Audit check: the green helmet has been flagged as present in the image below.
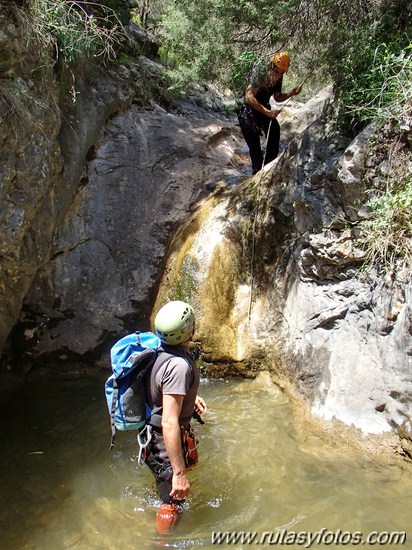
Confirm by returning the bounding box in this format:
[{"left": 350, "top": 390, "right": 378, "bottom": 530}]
[{"left": 154, "top": 300, "right": 195, "bottom": 345}]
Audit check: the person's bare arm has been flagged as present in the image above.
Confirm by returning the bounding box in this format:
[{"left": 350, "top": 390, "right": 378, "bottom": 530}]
[
  {"left": 245, "top": 87, "right": 280, "bottom": 119},
  {"left": 273, "top": 82, "right": 304, "bottom": 103},
  {"left": 162, "top": 393, "right": 190, "bottom": 500}
]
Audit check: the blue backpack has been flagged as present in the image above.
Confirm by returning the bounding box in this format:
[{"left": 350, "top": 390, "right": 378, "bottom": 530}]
[{"left": 105, "top": 331, "right": 165, "bottom": 449}]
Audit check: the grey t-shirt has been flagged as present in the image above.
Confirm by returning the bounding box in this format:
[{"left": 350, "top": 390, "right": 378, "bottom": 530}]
[{"left": 145, "top": 346, "right": 199, "bottom": 428}]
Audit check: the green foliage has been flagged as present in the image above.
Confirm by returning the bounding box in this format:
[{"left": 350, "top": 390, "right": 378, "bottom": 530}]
[
  {"left": 156, "top": 0, "right": 235, "bottom": 90},
  {"left": 28, "top": 0, "right": 127, "bottom": 63},
  {"left": 360, "top": 179, "right": 412, "bottom": 274},
  {"left": 153, "top": 0, "right": 371, "bottom": 95},
  {"left": 339, "top": 43, "right": 412, "bottom": 125},
  {"left": 228, "top": 51, "right": 263, "bottom": 100},
  {"left": 153, "top": 0, "right": 306, "bottom": 93},
  {"left": 329, "top": 1, "right": 412, "bottom": 127},
  {"left": 142, "top": 0, "right": 412, "bottom": 121},
  {"left": 358, "top": 139, "right": 412, "bottom": 275}
]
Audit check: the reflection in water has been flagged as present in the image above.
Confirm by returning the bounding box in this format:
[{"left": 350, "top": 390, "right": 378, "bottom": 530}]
[{"left": 0, "top": 371, "right": 411, "bottom": 549}]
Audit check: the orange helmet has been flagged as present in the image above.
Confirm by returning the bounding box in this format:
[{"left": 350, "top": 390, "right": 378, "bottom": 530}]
[{"left": 272, "top": 51, "right": 290, "bottom": 72}]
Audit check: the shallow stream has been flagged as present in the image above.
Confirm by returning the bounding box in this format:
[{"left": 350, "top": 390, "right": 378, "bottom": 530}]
[{"left": 0, "top": 370, "right": 411, "bottom": 549}]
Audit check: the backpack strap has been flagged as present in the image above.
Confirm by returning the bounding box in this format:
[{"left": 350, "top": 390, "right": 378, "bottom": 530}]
[{"left": 109, "top": 376, "right": 120, "bottom": 450}]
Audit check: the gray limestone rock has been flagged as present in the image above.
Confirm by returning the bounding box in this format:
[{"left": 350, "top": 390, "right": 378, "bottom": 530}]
[{"left": 1, "top": 19, "right": 411, "bottom": 442}]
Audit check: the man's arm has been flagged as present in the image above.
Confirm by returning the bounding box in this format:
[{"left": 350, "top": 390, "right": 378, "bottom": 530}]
[
  {"left": 162, "top": 393, "right": 190, "bottom": 500},
  {"left": 273, "top": 82, "right": 303, "bottom": 103},
  {"left": 245, "top": 86, "right": 280, "bottom": 119}
]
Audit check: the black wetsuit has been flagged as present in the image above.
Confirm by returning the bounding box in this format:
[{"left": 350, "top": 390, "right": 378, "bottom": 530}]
[
  {"left": 143, "top": 346, "right": 199, "bottom": 504},
  {"left": 237, "top": 67, "right": 283, "bottom": 174}
]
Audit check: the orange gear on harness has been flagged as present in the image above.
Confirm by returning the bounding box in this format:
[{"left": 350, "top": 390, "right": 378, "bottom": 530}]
[{"left": 182, "top": 426, "right": 198, "bottom": 469}]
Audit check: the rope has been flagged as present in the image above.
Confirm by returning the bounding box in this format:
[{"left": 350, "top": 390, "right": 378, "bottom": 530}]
[
  {"left": 247, "top": 124, "right": 271, "bottom": 321},
  {"left": 247, "top": 85, "right": 307, "bottom": 322}
]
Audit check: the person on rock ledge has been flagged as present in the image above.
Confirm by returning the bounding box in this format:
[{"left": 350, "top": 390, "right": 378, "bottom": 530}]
[
  {"left": 236, "top": 50, "right": 304, "bottom": 175},
  {"left": 143, "top": 300, "right": 207, "bottom": 535}
]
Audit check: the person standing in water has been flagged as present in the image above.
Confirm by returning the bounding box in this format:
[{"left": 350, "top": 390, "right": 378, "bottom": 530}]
[{"left": 143, "top": 300, "right": 207, "bottom": 535}]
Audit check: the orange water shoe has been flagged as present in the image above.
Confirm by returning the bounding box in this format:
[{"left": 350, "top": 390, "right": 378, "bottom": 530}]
[{"left": 156, "top": 503, "right": 180, "bottom": 535}]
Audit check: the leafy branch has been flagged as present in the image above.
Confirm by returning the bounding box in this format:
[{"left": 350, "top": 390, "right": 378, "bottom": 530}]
[{"left": 28, "top": 0, "right": 127, "bottom": 63}]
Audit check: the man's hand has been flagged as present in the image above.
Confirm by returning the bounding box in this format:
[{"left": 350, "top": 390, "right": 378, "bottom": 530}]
[
  {"left": 194, "top": 395, "right": 207, "bottom": 414},
  {"left": 290, "top": 83, "right": 303, "bottom": 97},
  {"left": 170, "top": 472, "right": 190, "bottom": 501},
  {"left": 267, "top": 109, "right": 281, "bottom": 119}
]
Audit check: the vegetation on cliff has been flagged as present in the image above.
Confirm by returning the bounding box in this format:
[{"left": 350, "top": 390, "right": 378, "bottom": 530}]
[
  {"left": 1, "top": 0, "right": 411, "bottom": 277},
  {"left": 108, "top": 0, "right": 412, "bottom": 272},
  {"left": 132, "top": 0, "right": 412, "bottom": 274}
]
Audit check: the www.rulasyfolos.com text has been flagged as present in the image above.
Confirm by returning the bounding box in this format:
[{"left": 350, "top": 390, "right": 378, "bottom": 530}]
[{"left": 211, "top": 528, "right": 407, "bottom": 547}]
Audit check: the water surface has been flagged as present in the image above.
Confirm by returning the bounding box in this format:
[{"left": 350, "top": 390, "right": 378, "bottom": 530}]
[{"left": 0, "top": 371, "right": 410, "bottom": 549}]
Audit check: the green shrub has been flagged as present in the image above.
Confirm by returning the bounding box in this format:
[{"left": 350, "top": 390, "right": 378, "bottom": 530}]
[
  {"left": 360, "top": 166, "right": 412, "bottom": 272},
  {"left": 228, "top": 51, "right": 263, "bottom": 101},
  {"left": 29, "top": 0, "right": 127, "bottom": 63},
  {"left": 340, "top": 43, "right": 412, "bottom": 125}
]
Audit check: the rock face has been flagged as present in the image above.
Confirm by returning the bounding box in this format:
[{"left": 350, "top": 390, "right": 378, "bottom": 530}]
[
  {"left": 0, "top": 12, "right": 241, "bottom": 366},
  {"left": 153, "top": 89, "right": 412, "bottom": 435},
  {"left": 0, "top": 10, "right": 62, "bottom": 359},
  {"left": 19, "top": 99, "right": 239, "bottom": 364},
  {"left": 271, "top": 115, "right": 412, "bottom": 434},
  {"left": 1, "top": 11, "right": 411, "bottom": 438}
]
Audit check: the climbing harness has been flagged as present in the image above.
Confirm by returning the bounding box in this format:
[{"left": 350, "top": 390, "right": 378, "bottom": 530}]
[
  {"left": 137, "top": 409, "right": 204, "bottom": 466},
  {"left": 236, "top": 104, "right": 263, "bottom": 134}
]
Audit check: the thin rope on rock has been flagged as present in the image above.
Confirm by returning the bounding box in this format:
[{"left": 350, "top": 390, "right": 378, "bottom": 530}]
[{"left": 247, "top": 92, "right": 301, "bottom": 323}]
